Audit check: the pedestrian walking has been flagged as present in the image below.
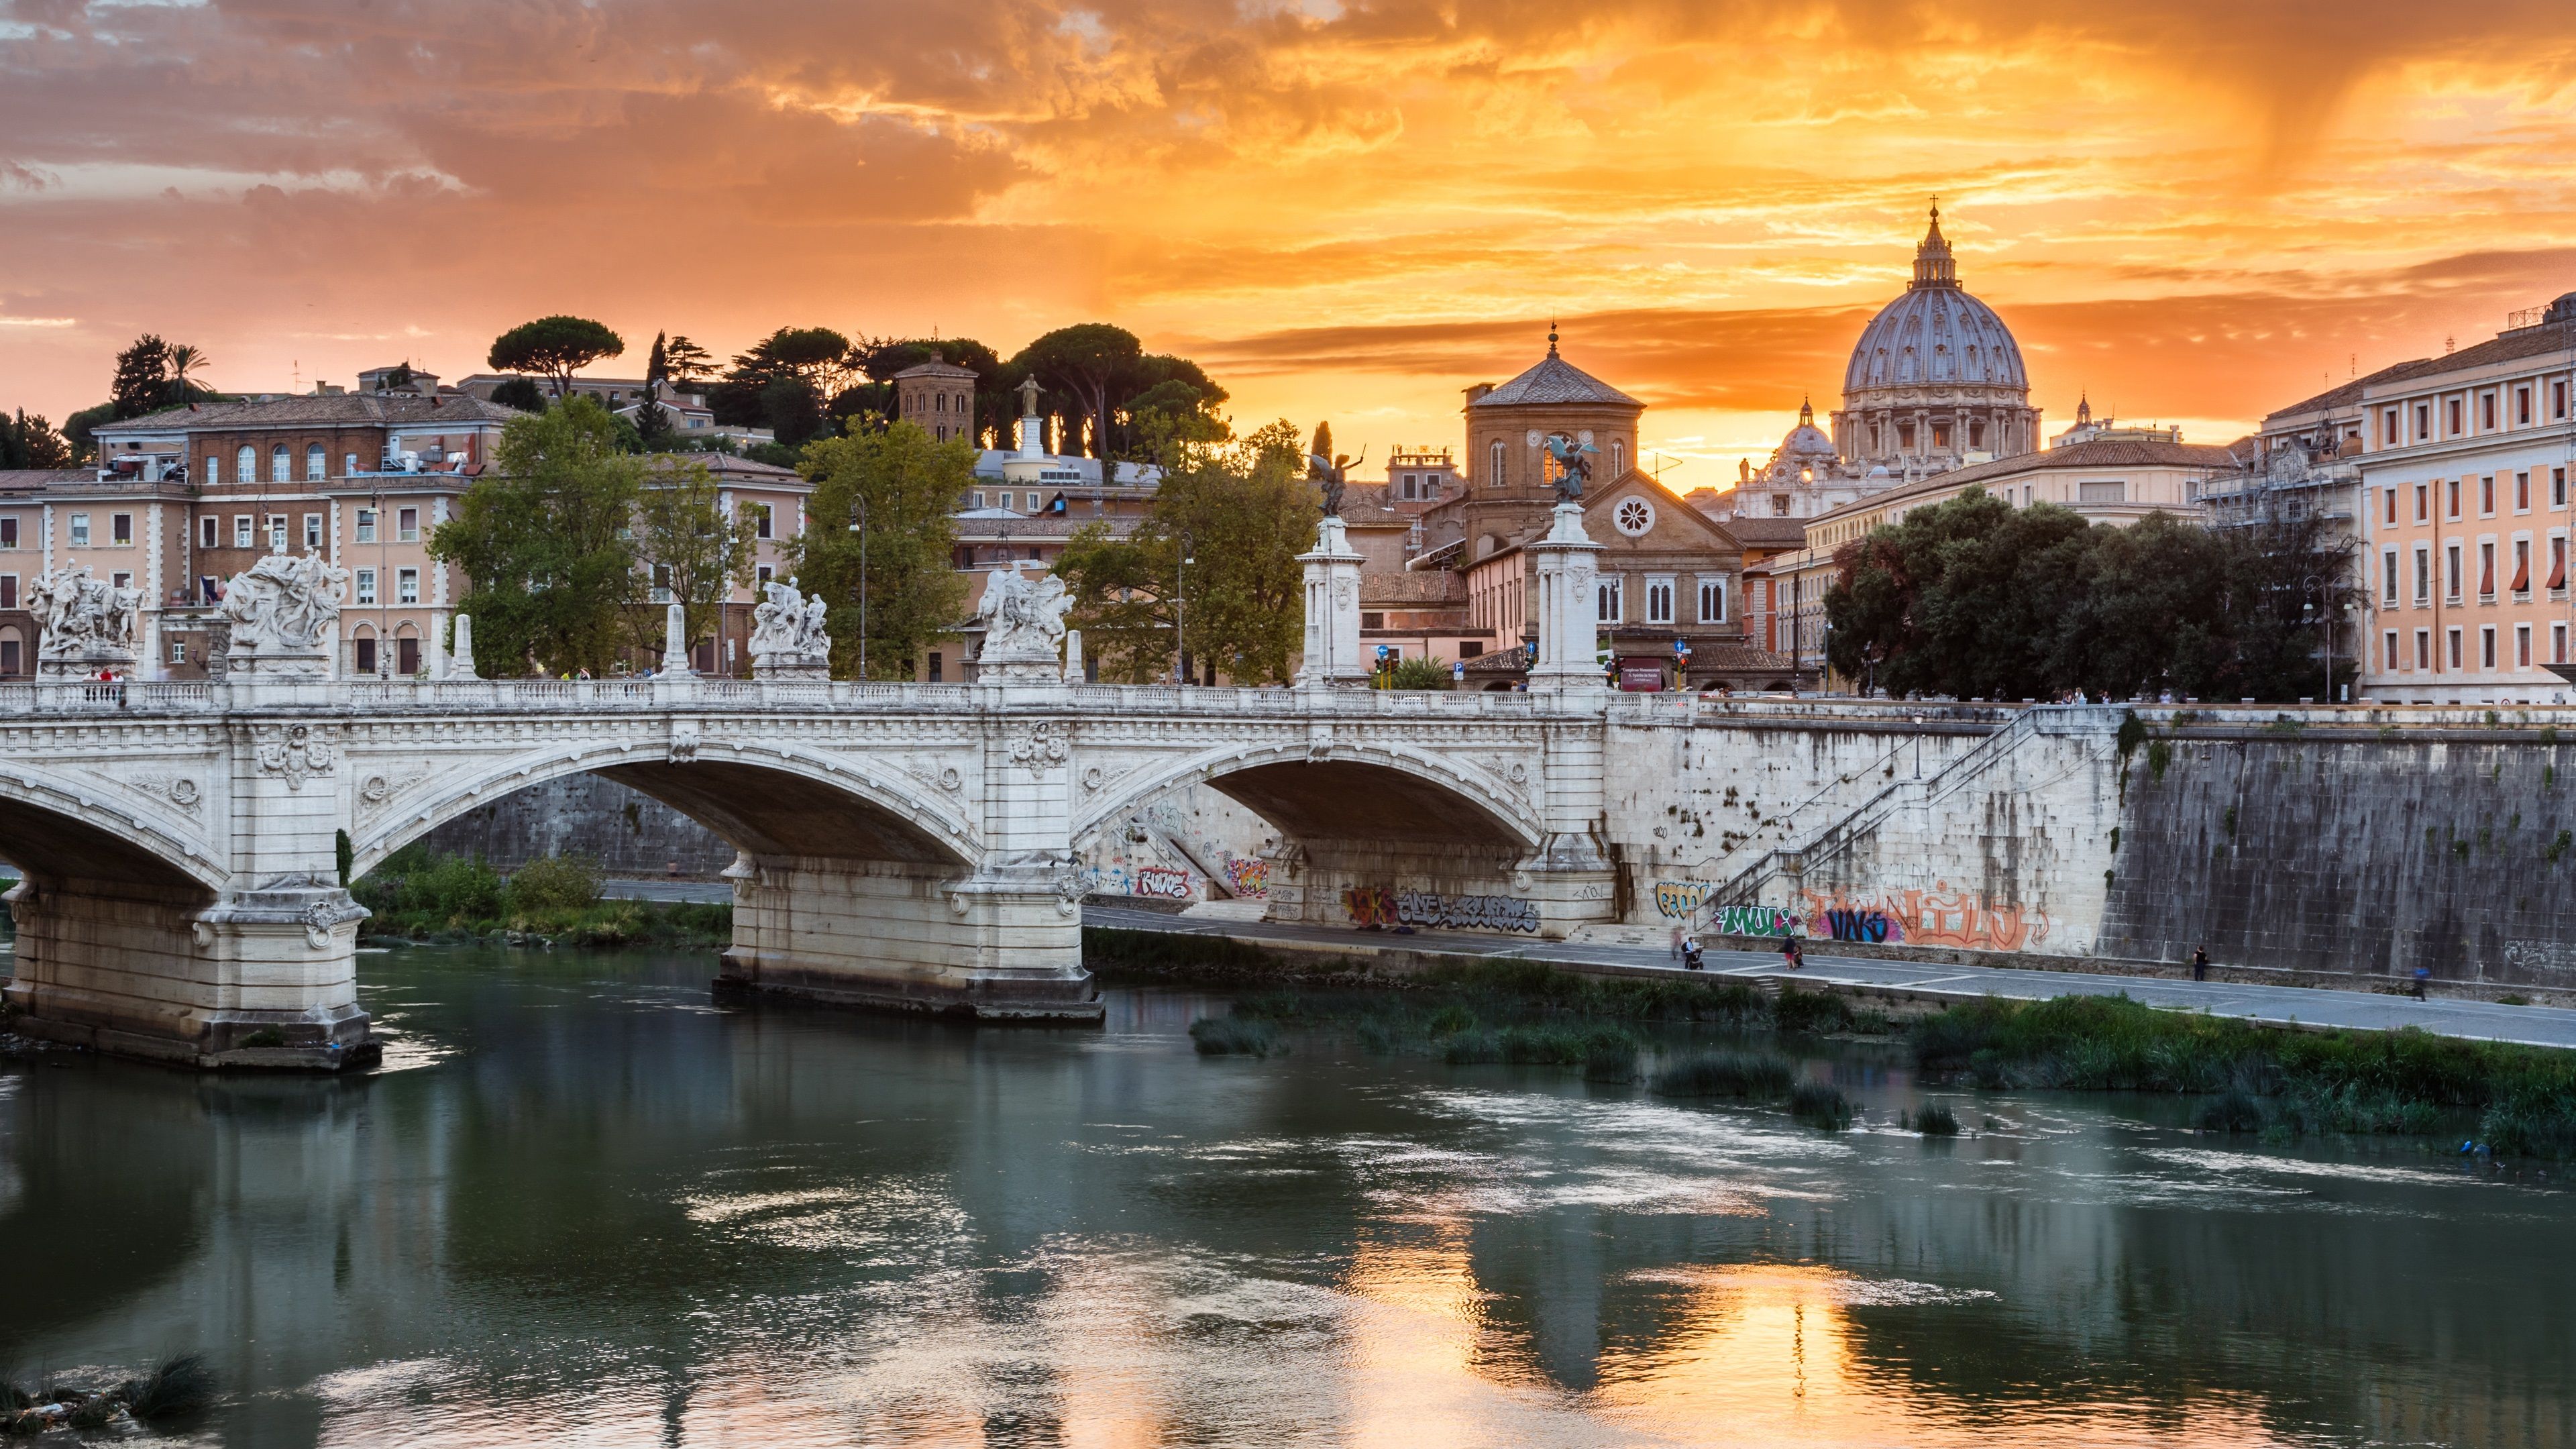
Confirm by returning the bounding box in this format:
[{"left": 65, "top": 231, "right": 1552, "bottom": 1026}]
[
  {"left": 1781, "top": 935, "right": 1803, "bottom": 971},
  {"left": 2190, "top": 946, "right": 2209, "bottom": 983},
  {"left": 2412, "top": 965, "right": 2431, "bottom": 1000}
]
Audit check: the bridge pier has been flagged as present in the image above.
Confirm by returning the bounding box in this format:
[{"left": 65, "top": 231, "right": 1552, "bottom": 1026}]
[
  {"left": 4, "top": 875, "right": 372, "bottom": 1069},
  {"left": 715, "top": 853, "right": 1095, "bottom": 1020}
]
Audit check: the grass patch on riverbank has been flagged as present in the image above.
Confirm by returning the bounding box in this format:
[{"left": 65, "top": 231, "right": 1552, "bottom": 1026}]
[
  {"left": 1915, "top": 994, "right": 2576, "bottom": 1157},
  {"left": 355, "top": 846, "right": 731, "bottom": 948}
]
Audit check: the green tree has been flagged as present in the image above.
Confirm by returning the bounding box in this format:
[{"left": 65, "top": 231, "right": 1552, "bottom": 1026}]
[
  {"left": 488, "top": 377, "right": 548, "bottom": 413},
  {"left": 0, "top": 410, "right": 72, "bottom": 470},
  {"left": 629, "top": 458, "right": 759, "bottom": 668},
  {"left": 110, "top": 334, "right": 173, "bottom": 419},
  {"left": 712, "top": 327, "right": 860, "bottom": 447},
  {"left": 429, "top": 397, "right": 641, "bottom": 676},
  {"left": 1123, "top": 380, "right": 1232, "bottom": 467},
  {"left": 662, "top": 335, "right": 715, "bottom": 388},
  {"left": 1387, "top": 655, "right": 1454, "bottom": 690},
  {"left": 486, "top": 315, "right": 625, "bottom": 398},
  {"left": 788, "top": 419, "right": 972, "bottom": 678},
  {"left": 1826, "top": 489, "right": 2357, "bottom": 703},
  {"left": 1010, "top": 324, "right": 1141, "bottom": 459},
  {"left": 635, "top": 331, "right": 673, "bottom": 445},
  {"left": 1055, "top": 420, "right": 1311, "bottom": 684},
  {"left": 162, "top": 343, "right": 215, "bottom": 405},
  {"left": 59, "top": 402, "right": 114, "bottom": 463}
]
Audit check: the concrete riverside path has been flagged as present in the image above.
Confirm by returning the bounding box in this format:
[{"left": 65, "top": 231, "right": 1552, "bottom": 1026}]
[{"left": 1082, "top": 904, "right": 2576, "bottom": 1053}]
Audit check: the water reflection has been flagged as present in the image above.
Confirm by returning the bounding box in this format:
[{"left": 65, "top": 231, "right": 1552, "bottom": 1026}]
[{"left": 0, "top": 947, "right": 2568, "bottom": 1447}]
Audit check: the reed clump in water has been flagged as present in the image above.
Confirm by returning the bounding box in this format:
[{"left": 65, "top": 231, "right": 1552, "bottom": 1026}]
[
  {"left": 1652, "top": 1050, "right": 1796, "bottom": 1099},
  {"left": 1189, "top": 1016, "right": 1285, "bottom": 1058}
]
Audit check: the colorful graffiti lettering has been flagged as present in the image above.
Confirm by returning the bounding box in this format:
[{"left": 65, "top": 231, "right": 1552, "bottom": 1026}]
[
  {"left": 1342, "top": 885, "right": 1399, "bottom": 928},
  {"left": 1799, "top": 885, "right": 2050, "bottom": 952},
  {"left": 1713, "top": 904, "right": 1801, "bottom": 938},
  {"left": 1395, "top": 889, "right": 1540, "bottom": 934},
  {"left": 1131, "top": 866, "right": 1194, "bottom": 900},
  {"left": 1222, "top": 855, "right": 1270, "bottom": 899},
  {"left": 1819, "top": 908, "right": 1897, "bottom": 943},
  {"left": 1653, "top": 881, "right": 1709, "bottom": 919}
]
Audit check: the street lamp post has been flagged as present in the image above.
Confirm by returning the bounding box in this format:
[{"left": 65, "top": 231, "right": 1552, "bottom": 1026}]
[
  {"left": 847, "top": 496, "right": 869, "bottom": 680},
  {"left": 1175, "top": 534, "right": 1194, "bottom": 686},
  {"left": 2303, "top": 572, "right": 2330, "bottom": 702}
]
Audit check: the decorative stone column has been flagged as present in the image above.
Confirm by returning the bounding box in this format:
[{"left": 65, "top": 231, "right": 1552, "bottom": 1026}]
[
  {"left": 661, "top": 601, "right": 692, "bottom": 676},
  {"left": 1296, "top": 515, "right": 1369, "bottom": 689},
  {"left": 448, "top": 612, "right": 478, "bottom": 679},
  {"left": 1524, "top": 502, "right": 1607, "bottom": 694}
]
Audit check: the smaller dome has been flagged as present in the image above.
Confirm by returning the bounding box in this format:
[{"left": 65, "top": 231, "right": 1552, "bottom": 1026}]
[{"left": 1778, "top": 396, "right": 1835, "bottom": 459}]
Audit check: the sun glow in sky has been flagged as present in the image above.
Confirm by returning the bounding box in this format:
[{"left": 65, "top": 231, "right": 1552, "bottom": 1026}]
[{"left": 5, "top": 0, "right": 2575, "bottom": 491}]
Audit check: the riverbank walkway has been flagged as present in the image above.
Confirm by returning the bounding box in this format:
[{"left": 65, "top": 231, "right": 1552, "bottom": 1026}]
[{"left": 1084, "top": 904, "right": 2576, "bottom": 1052}]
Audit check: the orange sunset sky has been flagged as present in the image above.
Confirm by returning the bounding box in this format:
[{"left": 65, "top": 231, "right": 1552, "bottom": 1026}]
[{"left": 4, "top": 0, "right": 2575, "bottom": 493}]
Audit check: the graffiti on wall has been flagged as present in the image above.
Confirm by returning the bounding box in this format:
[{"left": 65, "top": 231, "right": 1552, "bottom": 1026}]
[
  {"left": 1222, "top": 855, "right": 1270, "bottom": 899},
  {"left": 1798, "top": 885, "right": 2051, "bottom": 951},
  {"left": 1654, "top": 881, "right": 1801, "bottom": 938},
  {"left": 1653, "top": 881, "right": 1708, "bottom": 918},
  {"left": 1342, "top": 885, "right": 1398, "bottom": 928},
  {"left": 1399, "top": 889, "right": 1540, "bottom": 933},
  {"left": 1083, "top": 851, "right": 1198, "bottom": 902},
  {"left": 2504, "top": 939, "right": 2576, "bottom": 977},
  {"left": 1342, "top": 885, "right": 1539, "bottom": 933},
  {"left": 1130, "top": 866, "right": 1193, "bottom": 900},
  {"left": 1713, "top": 904, "right": 1801, "bottom": 938}
]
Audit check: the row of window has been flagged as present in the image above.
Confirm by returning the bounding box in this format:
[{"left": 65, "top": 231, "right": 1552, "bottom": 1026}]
[
  {"left": 189, "top": 506, "right": 421, "bottom": 552},
  {"left": 11, "top": 513, "right": 139, "bottom": 548},
  {"left": 2381, "top": 623, "right": 2565, "bottom": 674},
  {"left": 2380, "top": 536, "right": 2567, "bottom": 604},
  {"left": 1596, "top": 577, "right": 1728, "bottom": 626},
  {"left": 2379, "top": 469, "right": 2570, "bottom": 526},
  {"left": 2378, "top": 379, "right": 2573, "bottom": 446}
]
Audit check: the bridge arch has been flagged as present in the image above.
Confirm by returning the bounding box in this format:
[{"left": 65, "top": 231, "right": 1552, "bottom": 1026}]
[
  {"left": 1074, "top": 741, "right": 1542, "bottom": 856},
  {"left": 0, "top": 761, "right": 227, "bottom": 900},
  {"left": 351, "top": 740, "right": 981, "bottom": 879}
]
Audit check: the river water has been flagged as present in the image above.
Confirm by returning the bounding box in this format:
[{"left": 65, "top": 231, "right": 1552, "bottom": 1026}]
[{"left": 3, "top": 946, "right": 2571, "bottom": 1448}]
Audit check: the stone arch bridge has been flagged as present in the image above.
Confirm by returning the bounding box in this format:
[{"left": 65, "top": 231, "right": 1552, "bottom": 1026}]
[{"left": 0, "top": 674, "right": 1622, "bottom": 1066}]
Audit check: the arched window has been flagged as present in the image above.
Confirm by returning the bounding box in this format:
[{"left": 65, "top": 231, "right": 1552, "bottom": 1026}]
[
  {"left": 237, "top": 445, "right": 256, "bottom": 485},
  {"left": 271, "top": 445, "right": 290, "bottom": 484},
  {"left": 1489, "top": 439, "right": 1505, "bottom": 488},
  {"left": 1611, "top": 440, "right": 1625, "bottom": 478},
  {"left": 305, "top": 443, "right": 325, "bottom": 481}
]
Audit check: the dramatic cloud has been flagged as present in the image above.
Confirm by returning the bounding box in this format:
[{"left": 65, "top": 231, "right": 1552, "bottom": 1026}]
[{"left": 3, "top": 0, "right": 2574, "bottom": 486}]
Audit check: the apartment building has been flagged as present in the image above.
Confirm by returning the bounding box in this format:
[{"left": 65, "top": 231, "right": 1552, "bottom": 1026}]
[
  {"left": 70, "top": 394, "right": 812, "bottom": 679},
  {"left": 2356, "top": 295, "right": 2576, "bottom": 704}
]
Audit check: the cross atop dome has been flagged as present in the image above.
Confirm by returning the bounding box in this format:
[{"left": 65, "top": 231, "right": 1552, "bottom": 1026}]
[{"left": 1911, "top": 203, "right": 1957, "bottom": 290}]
